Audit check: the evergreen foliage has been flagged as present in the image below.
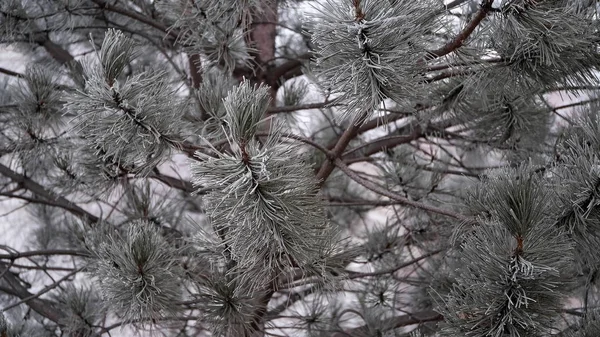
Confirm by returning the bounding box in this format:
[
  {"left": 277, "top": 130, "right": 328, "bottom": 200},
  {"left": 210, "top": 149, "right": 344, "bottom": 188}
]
[{"left": 0, "top": 0, "right": 599, "bottom": 336}]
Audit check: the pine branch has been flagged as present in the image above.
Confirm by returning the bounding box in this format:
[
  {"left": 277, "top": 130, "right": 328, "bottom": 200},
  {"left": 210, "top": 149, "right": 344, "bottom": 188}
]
[
  {"left": 2, "top": 267, "right": 83, "bottom": 312},
  {"left": 330, "top": 310, "right": 443, "bottom": 337},
  {"left": 264, "top": 287, "right": 317, "bottom": 320},
  {"left": 326, "top": 199, "right": 409, "bottom": 207},
  {"left": 188, "top": 53, "right": 203, "bottom": 89},
  {"left": 0, "top": 249, "right": 89, "bottom": 260},
  {"left": 355, "top": 103, "right": 434, "bottom": 138},
  {"left": 257, "top": 131, "right": 333, "bottom": 156},
  {"left": 0, "top": 67, "right": 22, "bottom": 77},
  {"left": 267, "top": 101, "right": 337, "bottom": 114},
  {"left": 316, "top": 112, "right": 369, "bottom": 187},
  {"left": 2, "top": 1, "right": 597, "bottom": 335},
  {"left": 0, "top": 262, "right": 68, "bottom": 325},
  {"left": 343, "top": 124, "right": 432, "bottom": 161},
  {"left": 445, "top": 0, "right": 471, "bottom": 11},
  {"left": 333, "top": 158, "right": 468, "bottom": 220},
  {"left": 89, "top": 0, "right": 177, "bottom": 39},
  {"left": 344, "top": 118, "right": 457, "bottom": 161},
  {"left": 149, "top": 170, "right": 195, "bottom": 193},
  {"left": 0, "top": 163, "right": 100, "bottom": 223},
  {"left": 36, "top": 37, "right": 75, "bottom": 64},
  {"left": 426, "top": 0, "right": 494, "bottom": 59},
  {"left": 347, "top": 249, "right": 444, "bottom": 279},
  {"left": 265, "top": 53, "right": 310, "bottom": 89},
  {"left": 98, "top": 315, "right": 200, "bottom": 335}
]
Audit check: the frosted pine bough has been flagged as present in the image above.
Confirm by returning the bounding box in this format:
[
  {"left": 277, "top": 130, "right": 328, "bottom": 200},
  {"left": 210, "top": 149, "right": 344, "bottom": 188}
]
[
  {"left": 0, "top": 0, "right": 599, "bottom": 337},
  {"left": 309, "top": 0, "right": 438, "bottom": 123},
  {"left": 190, "top": 81, "right": 340, "bottom": 293}
]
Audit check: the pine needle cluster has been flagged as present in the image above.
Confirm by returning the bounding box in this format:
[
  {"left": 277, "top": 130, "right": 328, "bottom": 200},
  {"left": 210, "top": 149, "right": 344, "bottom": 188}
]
[
  {"left": 191, "top": 81, "right": 338, "bottom": 291},
  {"left": 89, "top": 220, "right": 182, "bottom": 324}
]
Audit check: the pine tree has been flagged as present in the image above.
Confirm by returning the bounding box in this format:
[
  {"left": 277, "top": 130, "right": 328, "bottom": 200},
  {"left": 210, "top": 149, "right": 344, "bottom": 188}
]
[{"left": 0, "top": 0, "right": 599, "bottom": 336}]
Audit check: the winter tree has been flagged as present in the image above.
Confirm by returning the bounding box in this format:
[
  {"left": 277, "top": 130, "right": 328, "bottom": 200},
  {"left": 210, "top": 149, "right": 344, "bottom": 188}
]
[{"left": 0, "top": 0, "right": 600, "bottom": 336}]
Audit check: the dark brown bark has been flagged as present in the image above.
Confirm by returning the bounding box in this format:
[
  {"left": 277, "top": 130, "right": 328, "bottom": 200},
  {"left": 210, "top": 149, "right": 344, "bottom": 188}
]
[
  {"left": 248, "top": 0, "right": 278, "bottom": 67},
  {"left": 315, "top": 112, "right": 368, "bottom": 187},
  {"left": 241, "top": 2, "right": 281, "bottom": 336},
  {"left": 188, "top": 53, "right": 202, "bottom": 89}
]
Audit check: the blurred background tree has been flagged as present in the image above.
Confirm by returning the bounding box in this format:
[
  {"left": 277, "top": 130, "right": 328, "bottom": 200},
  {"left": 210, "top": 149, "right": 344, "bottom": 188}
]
[{"left": 0, "top": 0, "right": 600, "bottom": 336}]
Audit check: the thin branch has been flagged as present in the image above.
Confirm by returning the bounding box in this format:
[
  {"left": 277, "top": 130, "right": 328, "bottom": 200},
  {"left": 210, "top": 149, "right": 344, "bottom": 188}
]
[
  {"left": 89, "top": 0, "right": 177, "bottom": 39},
  {"left": 316, "top": 112, "right": 369, "bottom": 187},
  {"left": 331, "top": 310, "right": 443, "bottom": 337},
  {"left": 0, "top": 262, "right": 67, "bottom": 324},
  {"left": 267, "top": 101, "right": 339, "bottom": 114},
  {"left": 424, "top": 68, "right": 474, "bottom": 83},
  {"left": 150, "top": 171, "right": 195, "bottom": 193},
  {"left": 553, "top": 97, "right": 600, "bottom": 111},
  {"left": 8, "top": 263, "right": 77, "bottom": 272},
  {"left": 334, "top": 158, "right": 468, "bottom": 220},
  {"left": 445, "top": 0, "right": 471, "bottom": 11},
  {"left": 0, "top": 163, "right": 100, "bottom": 223},
  {"left": 343, "top": 119, "right": 455, "bottom": 161},
  {"left": 99, "top": 315, "right": 200, "bottom": 334},
  {"left": 426, "top": 57, "right": 504, "bottom": 72},
  {"left": 257, "top": 131, "right": 333, "bottom": 157},
  {"left": 36, "top": 36, "right": 76, "bottom": 64},
  {"left": 2, "top": 267, "right": 84, "bottom": 312},
  {"left": 347, "top": 249, "right": 443, "bottom": 279},
  {"left": 266, "top": 53, "right": 311, "bottom": 89},
  {"left": 355, "top": 103, "right": 433, "bottom": 137},
  {"left": 0, "top": 249, "right": 89, "bottom": 260},
  {"left": 342, "top": 125, "right": 426, "bottom": 161},
  {"left": 0, "top": 67, "right": 23, "bottom": 78},
  {"left": 426, "top": 0, "right": 494, "bottom": 60},
  {"left": 543, "top": 86, "right": 600, "bottom": 93},
  {"left": 326, "top": 198, "right": 407, "bottom": 207},
  {"left": 265, "top": 287, "right": 317, "bottom": 320}
]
